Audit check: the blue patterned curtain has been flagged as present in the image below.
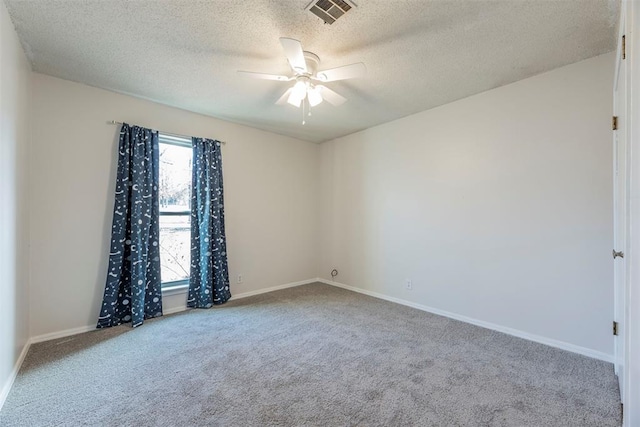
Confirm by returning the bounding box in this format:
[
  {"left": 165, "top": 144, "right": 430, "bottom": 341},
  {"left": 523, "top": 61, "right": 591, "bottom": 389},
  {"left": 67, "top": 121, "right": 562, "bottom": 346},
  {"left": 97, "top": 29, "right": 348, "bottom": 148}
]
[
  {"left": 188, "top": 138, "right": 231, "bottom": 308},
  {"left": 97, "top": 124, "right": 162, "bottom": 328}
]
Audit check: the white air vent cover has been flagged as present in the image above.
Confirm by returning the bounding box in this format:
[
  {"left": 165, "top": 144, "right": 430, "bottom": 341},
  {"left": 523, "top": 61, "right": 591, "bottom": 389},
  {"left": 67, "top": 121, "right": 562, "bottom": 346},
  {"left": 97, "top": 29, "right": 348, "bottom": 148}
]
[{"left": 305, "top": 0, "right": 356, "bottom": 25}]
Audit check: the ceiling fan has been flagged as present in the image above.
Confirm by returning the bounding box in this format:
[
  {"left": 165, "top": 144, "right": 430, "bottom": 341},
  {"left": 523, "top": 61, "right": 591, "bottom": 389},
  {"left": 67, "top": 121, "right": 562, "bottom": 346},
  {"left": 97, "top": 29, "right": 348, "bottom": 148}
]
[{"left": 238, "top": 37, "right": 366, "bottom": 113}]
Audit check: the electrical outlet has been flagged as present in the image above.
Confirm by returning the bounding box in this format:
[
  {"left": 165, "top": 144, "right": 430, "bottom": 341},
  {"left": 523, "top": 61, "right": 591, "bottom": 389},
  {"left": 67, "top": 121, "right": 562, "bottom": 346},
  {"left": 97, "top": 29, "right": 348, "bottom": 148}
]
[
  {"left": 237, "top": 274, "right": 243, "bottom": 284},
  {"left": 405, "top": 279, "right": 412, "bottom": 290}
]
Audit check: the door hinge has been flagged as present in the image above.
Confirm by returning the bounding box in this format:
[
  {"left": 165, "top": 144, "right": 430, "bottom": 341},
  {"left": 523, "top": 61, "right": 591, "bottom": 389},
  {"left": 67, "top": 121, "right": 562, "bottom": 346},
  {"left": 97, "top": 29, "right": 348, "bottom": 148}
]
[
  {"left": 613, "top": 116, "right": 618, "bottom": 130},
  {"left": 623, "top": 35, "right": 626, "bottom": 60},
  {"left": 614, "top": 321, "right": 619, "bottom": 336}
]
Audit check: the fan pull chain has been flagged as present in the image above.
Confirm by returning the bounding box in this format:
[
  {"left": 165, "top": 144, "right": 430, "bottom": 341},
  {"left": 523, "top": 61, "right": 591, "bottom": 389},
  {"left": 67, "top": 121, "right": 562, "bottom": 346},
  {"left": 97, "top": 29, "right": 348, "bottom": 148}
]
[{"left": 302, "top": 99, "right": 306, "bottom": 125}]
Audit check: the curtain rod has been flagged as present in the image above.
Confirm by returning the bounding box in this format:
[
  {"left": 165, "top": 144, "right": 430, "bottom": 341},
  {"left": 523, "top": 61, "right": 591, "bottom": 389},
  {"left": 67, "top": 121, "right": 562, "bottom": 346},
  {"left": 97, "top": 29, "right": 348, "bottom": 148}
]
[{"left": 107, "top": 120, "right": 226, "bottom": 145}]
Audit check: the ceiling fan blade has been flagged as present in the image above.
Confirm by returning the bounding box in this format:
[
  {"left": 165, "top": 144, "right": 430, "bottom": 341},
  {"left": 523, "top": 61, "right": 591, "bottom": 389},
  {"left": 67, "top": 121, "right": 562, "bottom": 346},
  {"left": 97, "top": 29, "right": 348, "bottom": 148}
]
[
  {"left": 237, "top": 71, "right": 291, "bottom": 81},
  {"left": 276, "top": 88, "right": 293, "bottom": 105},
  {"left": 315, "top": 63, "right": 366, "bottom": 82},
  {"left": 317, "top": 85, "right": 346, "bottom": 106},
  {"left": 280, "top": 37, "right": 308, "bottom": 74}
]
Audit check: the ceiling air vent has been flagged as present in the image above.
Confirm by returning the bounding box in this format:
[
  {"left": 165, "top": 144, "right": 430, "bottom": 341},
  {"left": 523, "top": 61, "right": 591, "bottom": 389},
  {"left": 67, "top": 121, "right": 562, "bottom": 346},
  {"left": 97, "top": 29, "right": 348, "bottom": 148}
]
[{"left": 306, "top": 0, "right": 356, "bottom": 25}]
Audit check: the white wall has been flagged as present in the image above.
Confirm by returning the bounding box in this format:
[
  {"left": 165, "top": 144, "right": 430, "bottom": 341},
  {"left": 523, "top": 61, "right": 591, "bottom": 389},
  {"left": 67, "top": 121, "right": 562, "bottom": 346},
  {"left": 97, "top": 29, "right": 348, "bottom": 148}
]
[
  {"left": 29, "top": 74, "right": 319, "bottom": 338},
  {"left": 0, "top": 0, "right": 31, "bottom": 407},
  {"left": 319, "top": 53, "right": 614, "bottom": 358},
  {"left": 12, "top": 37, "right": 616, "bottom": 363}
]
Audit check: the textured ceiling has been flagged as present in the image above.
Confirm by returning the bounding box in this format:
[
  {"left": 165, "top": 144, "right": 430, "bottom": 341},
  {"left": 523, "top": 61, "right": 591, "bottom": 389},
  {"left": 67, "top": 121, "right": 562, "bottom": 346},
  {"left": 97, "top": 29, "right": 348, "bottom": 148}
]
[{"left": 5, "top": 0, "right": 619, "bottom": 143}]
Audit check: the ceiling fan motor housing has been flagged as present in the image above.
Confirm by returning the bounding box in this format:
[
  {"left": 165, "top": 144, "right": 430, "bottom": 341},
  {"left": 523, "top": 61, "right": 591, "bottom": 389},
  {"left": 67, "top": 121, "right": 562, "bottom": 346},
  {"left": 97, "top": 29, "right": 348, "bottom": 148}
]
[{"left": 302, "top": 51, "right": 320, "bottom": 76}]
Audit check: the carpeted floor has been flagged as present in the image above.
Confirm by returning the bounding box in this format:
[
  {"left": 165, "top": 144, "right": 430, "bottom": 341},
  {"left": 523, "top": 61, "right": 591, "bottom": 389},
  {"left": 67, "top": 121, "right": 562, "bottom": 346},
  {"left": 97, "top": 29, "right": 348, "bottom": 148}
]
[{"left": 0, "top": 283, "right": 621, "bottom": 426}]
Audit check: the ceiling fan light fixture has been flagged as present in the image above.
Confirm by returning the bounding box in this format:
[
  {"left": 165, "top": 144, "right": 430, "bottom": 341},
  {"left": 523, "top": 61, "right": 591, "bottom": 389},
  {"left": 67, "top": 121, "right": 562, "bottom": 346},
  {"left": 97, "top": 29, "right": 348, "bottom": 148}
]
[
  {"left": 291, "top": 81, "right": 307, "bottom": 99},
  {"left": 308, "top": 87, "right": 323, "bottom": 107},
  {"left": 287, "top": 83, "right": 306, "bottom": 107},
  {"left": 287, "top": 93, "right": 304, "bottom": 107}
]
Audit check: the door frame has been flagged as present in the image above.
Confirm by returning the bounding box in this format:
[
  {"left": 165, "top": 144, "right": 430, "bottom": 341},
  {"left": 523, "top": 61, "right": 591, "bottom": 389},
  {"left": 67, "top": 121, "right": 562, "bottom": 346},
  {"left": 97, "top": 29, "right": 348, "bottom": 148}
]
[
  {"left": 613, "top": 6, "right": 627, "bottom": 400},
  {"left": 620, "top": 1, "right": 640, "bottom": 425}
]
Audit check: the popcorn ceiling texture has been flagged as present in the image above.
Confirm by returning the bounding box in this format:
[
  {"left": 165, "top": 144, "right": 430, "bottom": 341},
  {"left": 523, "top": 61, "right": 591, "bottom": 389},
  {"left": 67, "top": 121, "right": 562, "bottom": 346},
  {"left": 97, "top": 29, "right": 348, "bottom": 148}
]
[{"left": 4, "top": 0, "right": 619, "bottom": 143}]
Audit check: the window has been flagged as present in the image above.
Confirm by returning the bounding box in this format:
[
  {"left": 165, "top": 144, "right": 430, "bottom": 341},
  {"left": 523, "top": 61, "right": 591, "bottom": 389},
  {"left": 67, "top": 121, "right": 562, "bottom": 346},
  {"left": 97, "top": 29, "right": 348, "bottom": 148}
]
[{"left": 158, "top": 134, "right": 192, "bottom": 289}]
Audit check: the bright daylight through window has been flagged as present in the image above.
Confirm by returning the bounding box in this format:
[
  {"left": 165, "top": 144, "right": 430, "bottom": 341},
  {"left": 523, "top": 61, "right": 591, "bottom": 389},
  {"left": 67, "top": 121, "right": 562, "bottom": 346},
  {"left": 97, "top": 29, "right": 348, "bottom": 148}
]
[{"left": 159, "top": 135, "right": 192, "bottom": 289}]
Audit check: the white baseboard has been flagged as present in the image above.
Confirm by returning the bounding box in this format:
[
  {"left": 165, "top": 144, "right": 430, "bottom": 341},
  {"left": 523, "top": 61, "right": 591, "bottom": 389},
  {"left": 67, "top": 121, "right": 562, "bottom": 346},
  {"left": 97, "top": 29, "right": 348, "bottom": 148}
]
[
  {"left": 316, "top": 278, "right": 614, "bottom": 363},
  {"left": 163, "top": 278, "right": 320, "bottom": 315},
  {"left": 0, "top": 339, "right": 31, "bottom": 412},
  {"left": 163, "top": 305, "right": 188, "bottom": 315},
  {"left": 27, "top": 278, "right": 613, "bottom": 364},
  {"left": 30, "top": 325, "right": 96, "bottom": 345},
  {"left": 232, "top": 278, "right": 318, "bottom": 300},
  {"left": 29, "top": 279, "right": 320, "bottom": 345},
  {"left": 3, "top": 276, "right": 610, "bottom": 414}
]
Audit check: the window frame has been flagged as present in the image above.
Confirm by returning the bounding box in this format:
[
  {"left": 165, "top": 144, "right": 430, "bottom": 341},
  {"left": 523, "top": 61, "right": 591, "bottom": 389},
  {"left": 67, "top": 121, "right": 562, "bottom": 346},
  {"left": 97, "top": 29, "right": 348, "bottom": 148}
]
[{"left": 158, "top": 133, "right": 193, "bottom": 291}]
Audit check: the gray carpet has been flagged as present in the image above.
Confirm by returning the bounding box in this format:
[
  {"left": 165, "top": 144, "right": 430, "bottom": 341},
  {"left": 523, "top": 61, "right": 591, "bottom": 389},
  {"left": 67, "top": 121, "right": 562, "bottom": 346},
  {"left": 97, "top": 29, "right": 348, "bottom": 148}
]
[{"left": 0, "top": 283, "right": 621, "bottom": 426}]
